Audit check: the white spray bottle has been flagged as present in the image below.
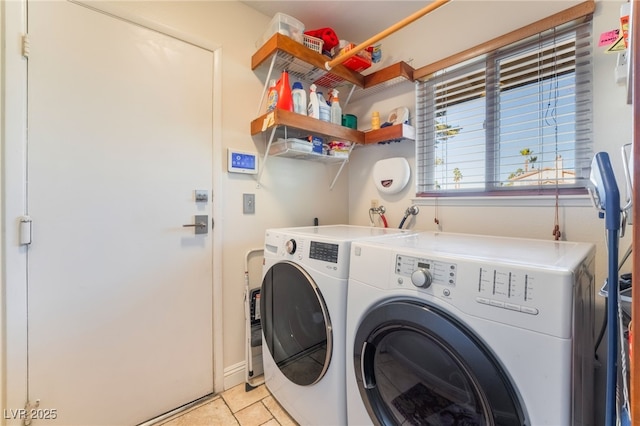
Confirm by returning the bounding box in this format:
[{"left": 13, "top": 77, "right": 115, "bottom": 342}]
[
  {"left": 330, "top": 89, "right": 342, "bottom": 125},
  {"left": 308, "top": 84, "right": 320, "bottom": 119}
]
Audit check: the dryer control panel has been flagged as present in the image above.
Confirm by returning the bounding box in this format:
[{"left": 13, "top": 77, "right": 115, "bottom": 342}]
[
  {"left": 475, "top": 267, "right": 539, "bottom": 315},
  {"left": 396, "top": 255, "right": 457, "bottom": 286}
]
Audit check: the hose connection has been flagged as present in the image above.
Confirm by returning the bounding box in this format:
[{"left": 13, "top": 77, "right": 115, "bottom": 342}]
[
  {"left": 405, "top": 205, "right": 420, "bottom": 217},
  {"left": 399, "top": 205, "right": 420, "bottom": 229},
  {"left": 369, "top": 205, "right": 388, "bottom": 228}
]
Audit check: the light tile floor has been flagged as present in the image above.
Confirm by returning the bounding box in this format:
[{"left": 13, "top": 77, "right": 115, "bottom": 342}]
[{"left": 159, "top": 383, "right": 299, "bottom": 426}]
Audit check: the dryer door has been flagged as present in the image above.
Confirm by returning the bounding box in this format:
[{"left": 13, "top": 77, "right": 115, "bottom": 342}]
[
  {"left": 353, "top": 300, "right": 526, "bottom": 426},
  {"left": 261, "top": 261, "right": 332, "bottom": 386}
]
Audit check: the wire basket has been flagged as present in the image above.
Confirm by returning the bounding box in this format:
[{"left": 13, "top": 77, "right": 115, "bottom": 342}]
[{"left": 303, "top": 34, "right": 324, "bottom": 54}]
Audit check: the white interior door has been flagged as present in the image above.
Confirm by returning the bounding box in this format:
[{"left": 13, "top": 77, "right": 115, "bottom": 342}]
[{"left": 26, "top": 2, "right": 214, "bottom": 424}]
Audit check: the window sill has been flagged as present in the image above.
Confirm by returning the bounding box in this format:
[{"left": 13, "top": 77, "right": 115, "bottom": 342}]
[{"left": 412, "top": 194, "right": 594, "bottom": 208}]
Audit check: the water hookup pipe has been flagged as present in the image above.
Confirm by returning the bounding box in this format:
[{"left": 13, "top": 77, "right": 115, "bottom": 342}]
[
  {"left": 369, "top": 205, "right": 388, "bottom": 228},
  {"left": 399, "top": 205, "right": 419, "bottom": 229}
]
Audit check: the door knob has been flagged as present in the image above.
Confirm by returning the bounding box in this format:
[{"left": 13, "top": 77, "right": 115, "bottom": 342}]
[
  {"left": 183, "top": 215, "right": 208, "bottom": 234},
  {"left": 183, "top": 222, "right": 206, "bottom": 228}
]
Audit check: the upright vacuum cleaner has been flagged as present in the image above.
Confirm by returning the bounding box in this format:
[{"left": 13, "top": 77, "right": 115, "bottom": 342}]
[{"left": 590, "top": 151, "right": 630, "bottom": 426}]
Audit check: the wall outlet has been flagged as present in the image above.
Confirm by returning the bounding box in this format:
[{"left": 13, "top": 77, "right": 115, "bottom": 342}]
[{"left": 243, "top": 193, "right": 255, "bottom": 214}]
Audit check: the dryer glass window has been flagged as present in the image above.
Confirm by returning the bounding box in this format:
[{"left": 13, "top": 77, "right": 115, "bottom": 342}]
[
  {"left": 354, "top": 301, "right": 525, "bottom": 425},
  {"left": 373, "top": 330, "right": 488, "bottom": 425},
  {"left": 261, "top": 261, "right": 332, "bottom": 386}
]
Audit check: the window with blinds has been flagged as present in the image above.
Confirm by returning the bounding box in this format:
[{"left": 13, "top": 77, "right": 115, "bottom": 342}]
[{"left": 416, "top": 18, "right": 593, "bottom": 196}]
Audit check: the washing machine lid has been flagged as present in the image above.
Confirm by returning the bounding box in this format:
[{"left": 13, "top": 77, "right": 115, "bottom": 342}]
[
  {"left": 356, "top": 231, "right": 594, "bottom": 270},
  {"left": 268, "top": 225, "right": 409, "bottom": 242}
]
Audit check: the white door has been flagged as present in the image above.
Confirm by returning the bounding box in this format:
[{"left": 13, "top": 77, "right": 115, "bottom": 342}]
[{"left": 26, "top": 2, "right": 214, "bottom": 424}]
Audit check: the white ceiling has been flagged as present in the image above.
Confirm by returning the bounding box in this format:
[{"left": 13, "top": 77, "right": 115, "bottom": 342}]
[
  {"left": 240, "top": 1, "right": 443, "bottom": 44},
  {"left": 240, "top": 1, "right": 587, "bottom": 57}
]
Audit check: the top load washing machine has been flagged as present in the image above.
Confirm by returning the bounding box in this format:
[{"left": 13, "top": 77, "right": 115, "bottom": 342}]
[
  {"left": 260, "top": 225, "right": 411, "bottom": 426},
  {"left": 346, "top": 231, "right": 595, "bottom": 426}
]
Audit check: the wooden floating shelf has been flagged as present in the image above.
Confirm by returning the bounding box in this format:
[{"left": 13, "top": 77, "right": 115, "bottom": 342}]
[
  {"left": 251, "top": 109, "right": 365, "bottom": 144},
  {"left": 363, "top": 61, "right": 415, "bottom": 88},
  {"left": 252, "top": 34, "right": 416, "bottom": 92},
  {"left": 345, "top": 61, "right": 416, "bottom": 103},
  {"left": 251, "top": 36, "right": 417, "bottom": 148},
  {"left": 251, "top": 36, "right": 417, "bottom": 190},
  {"left": 252, "top": 33, "right": 365, "bottom": 89},
  {"left": 364, "top": 123, "right": 416, "bottom": 145},
  {"left": 251, "top": 110, "right": 415, "bottom": 146}
]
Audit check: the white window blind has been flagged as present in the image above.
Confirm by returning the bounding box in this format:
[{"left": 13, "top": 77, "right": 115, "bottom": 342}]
[{"left": 416, "top": 18, "right": 593, "bottom": 196}]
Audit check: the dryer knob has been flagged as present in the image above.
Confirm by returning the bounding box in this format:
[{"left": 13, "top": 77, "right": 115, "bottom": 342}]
[
  {"left": 285, "top": 239, "right": 297, "bottom": 255},
  {"left": 411, "top": 269, "right": 433, "bottom": 288}
]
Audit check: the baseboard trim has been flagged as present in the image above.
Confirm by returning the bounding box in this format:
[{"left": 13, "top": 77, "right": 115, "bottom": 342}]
[{"left": 223, "top": 361, "right": 246, "bottom": 390}]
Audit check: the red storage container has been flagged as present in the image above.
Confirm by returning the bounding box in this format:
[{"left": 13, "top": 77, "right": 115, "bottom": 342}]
[{"left": 340, "top": 43, "right": 372, "bottom": 72}]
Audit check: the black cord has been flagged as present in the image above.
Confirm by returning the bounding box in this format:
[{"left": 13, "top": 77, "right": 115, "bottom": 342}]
[
  {"left": 398, "top": 215, "right": 408, "bottom": 229},
  {"left": 595, "top": 302, "right": 607, "bottom": 359}
]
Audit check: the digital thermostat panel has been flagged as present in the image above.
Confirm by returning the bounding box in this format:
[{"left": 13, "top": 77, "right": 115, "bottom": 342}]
[{"left": 228, "top": 149, "right": 258, "bottom": 174}]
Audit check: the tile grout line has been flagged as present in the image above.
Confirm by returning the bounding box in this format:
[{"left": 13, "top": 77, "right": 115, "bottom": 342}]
[
  {"left": 220, "top": 396, "right": 242, "bottom": 425},
  {"left": 225, "top": 391, "right": 275, "bottom": 426},
  {"left": 259, "top": 397, "right": 277, "bottom": 425}
]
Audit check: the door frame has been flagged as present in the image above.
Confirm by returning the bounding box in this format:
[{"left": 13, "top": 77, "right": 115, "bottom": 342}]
[{"left": 1, "top": 0, "right": 225, "bottom": 416}]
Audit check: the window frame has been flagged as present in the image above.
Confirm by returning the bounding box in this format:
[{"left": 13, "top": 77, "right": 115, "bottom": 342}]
[{"left": 413, "top": 6, "right": 594, "bottom": 198}]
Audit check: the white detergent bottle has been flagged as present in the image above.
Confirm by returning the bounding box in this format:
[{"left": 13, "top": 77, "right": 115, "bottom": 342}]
[
  {"left": 308, "top": 84, "right": 320, "bottom": 119},
  {"left": 292, "top": 82, "right": 307, "bottom": 116},
  {"left": 330, "top": 89, "right": 342, "bottom": 125}
]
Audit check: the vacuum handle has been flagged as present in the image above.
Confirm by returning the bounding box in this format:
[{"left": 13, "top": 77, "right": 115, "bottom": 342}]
[{"left": 592, "top": 152, "right": 621, "bottom": 231}]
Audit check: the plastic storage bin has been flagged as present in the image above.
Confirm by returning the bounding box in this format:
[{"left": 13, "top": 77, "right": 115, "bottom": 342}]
[
  {"left": 303, "top": 34, "right": 324, "bottom": 54},
  {"left": 269, "top": 138, "right": 312, "bottom": 156},
  {"left": 260, "top": 13, "right": 305, "bottom": 47},
  {"left": 339, "top": 43, "right": 372, "bottom": 72}
]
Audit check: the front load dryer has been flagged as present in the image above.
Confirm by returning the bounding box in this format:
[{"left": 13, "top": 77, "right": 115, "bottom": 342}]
[
  {"left": 260, "top": 225, "right": 410, "bottom": 426},
  {"left": 346, "top": 231, "right": 595, "bottom": 426}
]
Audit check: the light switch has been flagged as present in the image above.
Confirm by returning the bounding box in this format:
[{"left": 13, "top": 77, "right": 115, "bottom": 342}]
[
  {"left": 195, "top": 190, "right": 208, "bottom": 203},
  {"left": 243, "top": 193, "right": 255, "bottom": 214}
]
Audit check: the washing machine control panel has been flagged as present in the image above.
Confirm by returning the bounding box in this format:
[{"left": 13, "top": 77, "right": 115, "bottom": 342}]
[
  {"left": 280, "top": 238, "right": 340, "bottom": 263},
  {"left": 309, "top": 241, "right": 339, "bottom": 263},
  {"left": 285, "top": 239, "right": 297, "bottom": 254},
  {"left": 274, "top": 235, "right": 349, "bottom": 278},
  {"left": 411, "top": 268, "right": 433, "bottom": 288},
  {"left": 396, "top": 255, "right": 457, "bottom": 286}
]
